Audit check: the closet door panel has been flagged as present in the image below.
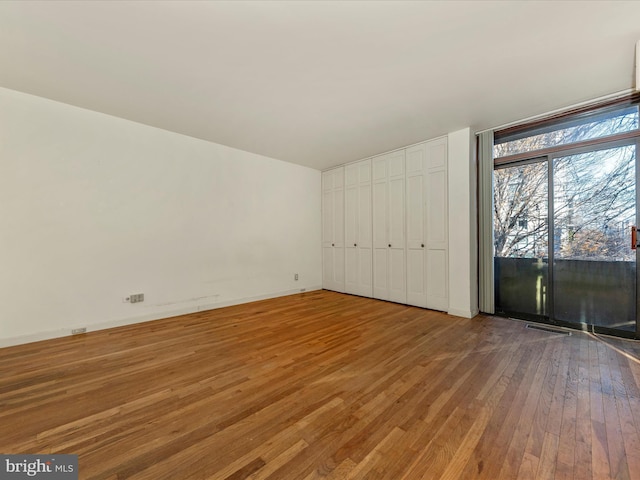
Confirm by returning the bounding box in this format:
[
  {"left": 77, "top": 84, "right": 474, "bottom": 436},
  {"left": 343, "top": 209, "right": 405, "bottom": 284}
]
[
  {"left": 425, "top": 137, "right": 448, "bottom": 310},
  {"left": 356, "top": 164, "right": 373, "bottom": 297},
  {"left": 345, "top": 185, "right": 358, "bottom": 246},
  {"left": 372, "top": 182, "right": 387, "bottom": 248},
  {"left": 321, "top": 171, "right": 335, "bottom": 290},
  {"left": 388, "top": 151, "right": 405, "bottom": 178},
  {"left": 427, "top": 249, "right": 448, "bottom": 311},
  {"left": 372, "top": 151, "right": 406, "bottom": 303},
  {"left": 427, "top": 140, "right": 447, "bottom": 169},
  {"left": 407, "top": 248, "right": 426, "bottom": 307},
  {"left": 372, "top": 158, "right": 388, "bottom": 300},
  {"left": 344, "top": 180, "right": 358, "bottom": 295},
  {"left": 372, "top": 155, "right": 387, "bottom": 296},
  {"left": 405, "top": 146, "right": 426, "bottom": 306},
  {"left": 389, "top": 151, "right": 406, "bottom": 304},
  {"left": 345, "top": 160, "right": 372, "bottom": 297},
  {"left": 388, "top": 176, "right": 405, "bottom": 248},
  {"left": 373, "top": 248, "right": 388, "bottom": 300},
  {"left": 359, "top": 247, "right": 373, "bottom": 294},
  {"left": 322, "top": 189, "right": 334, "bottom": 246},
  {"left": 359, "top": 183, "right": 372, "bottom": 248},
  {"left": 332, "top": 242, "right": 345, "bottom": 290},
  {"left": 323, "top": 246, "right": 334, "bottom": 290},
  {"left": 405, "top": 144, "right": 427, "bottom": 307},
  {"left": 345, "top": 164, "right": 358, "bottom": 187},
  {"left": 389, "top": 248, "right": 406, "bottom": 303},
  {"left": 373, "top": 156, "right": 387, "bottom": 182},
  {"left": 388, "top": 150, "right": 405, "bottom": 251},
  {"left": 345, "top": 248, "right": 358, "bottom": 293},
  {"left": 333, "top": 170, "right": 345, "bottom": 291},
  {"left": 406, "top": 174, "right": 424, "bottom": 248},
  {"left": 333, "top": 185, "right": 344, "bottom": 249},
  {"left": 322, "top": 167, "right": 345, "bottom": 292},
  {"left": 427, "top": 170, "right": 447, "bottom": 247}
]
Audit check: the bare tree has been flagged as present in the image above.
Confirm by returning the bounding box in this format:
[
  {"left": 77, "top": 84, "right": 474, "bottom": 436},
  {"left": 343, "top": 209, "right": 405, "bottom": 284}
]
[
  {"left": 554, "top": 145, "right": 635, "bottom": 261},
  {"left": 493, "top": 109, "right": 637, "bottom": 260},
  {"left": 494, "top": 162, "right": 547, "bottom": 258}
]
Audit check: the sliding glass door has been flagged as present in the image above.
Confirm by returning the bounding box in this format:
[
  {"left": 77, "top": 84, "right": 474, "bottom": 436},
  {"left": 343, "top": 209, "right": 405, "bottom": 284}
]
[
  {"left": 494, "top": 140, "right": 639, "bottom": 336},
  {"left": 494, "top": 159, "right": 548, "bottom": 320},
  {"left": 552, "top": 143, "right": 637, "bottom": 332}
]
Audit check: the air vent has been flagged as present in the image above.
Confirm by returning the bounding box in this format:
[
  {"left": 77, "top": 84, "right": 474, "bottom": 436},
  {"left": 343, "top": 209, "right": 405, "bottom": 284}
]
[{"left": 526, "top": 324, "right": 571, "bottom": 335}]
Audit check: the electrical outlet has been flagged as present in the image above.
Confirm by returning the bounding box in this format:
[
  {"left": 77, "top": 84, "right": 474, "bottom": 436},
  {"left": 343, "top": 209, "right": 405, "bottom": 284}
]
[
  {"left": 125, "top": 293, "right": 145, "bottom": 303},
  {"left": 294, "top": 273, "right": 299, "bottom": 281},
  {"left": 130, "top": 293, "right": 144, "bottom": 303},
  {"left": 300, "top": 288, "right": 306, "bottom": 292},
  {"left": 71, "top": 327, "right": 87, "bottom": 335}
]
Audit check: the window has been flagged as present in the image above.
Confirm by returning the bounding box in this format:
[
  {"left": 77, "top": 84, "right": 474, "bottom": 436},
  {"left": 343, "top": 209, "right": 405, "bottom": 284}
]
[{"left": 494, "top": 103, "right": 639, "bottom": 160}]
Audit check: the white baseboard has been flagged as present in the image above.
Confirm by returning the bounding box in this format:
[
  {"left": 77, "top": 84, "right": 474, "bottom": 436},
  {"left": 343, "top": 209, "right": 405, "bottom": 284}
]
[
  {"left": 0, "top": 286, "right": 322, "bottom": 348},
  {"left": 447, "top": 307, "right": 480, "bottom": 319}
]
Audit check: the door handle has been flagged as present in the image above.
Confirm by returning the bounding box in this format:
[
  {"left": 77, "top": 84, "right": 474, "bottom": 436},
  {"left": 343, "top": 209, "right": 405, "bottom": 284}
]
[
  {"left": 632, "top": 226, "right": 637, "bottom": 250},
  {"left": 421, "top": 244, "right": 424, "bottom": 248},
  {"left": 388, "top": 244, "right": 391, "bottom": 248},
  {"left": 354, "top": 243, "right": 357, "bottom": 247}
]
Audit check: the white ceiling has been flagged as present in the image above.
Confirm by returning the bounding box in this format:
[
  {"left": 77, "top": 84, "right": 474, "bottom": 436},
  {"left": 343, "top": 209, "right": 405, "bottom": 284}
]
[{"left": 1, "top": 1, "right": 639, "bottom": 171}]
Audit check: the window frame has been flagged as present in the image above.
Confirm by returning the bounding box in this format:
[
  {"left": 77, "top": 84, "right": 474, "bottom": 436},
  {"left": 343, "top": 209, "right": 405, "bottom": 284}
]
[{"left": 494, "top": 94, "right": 640, "bottom": 166}]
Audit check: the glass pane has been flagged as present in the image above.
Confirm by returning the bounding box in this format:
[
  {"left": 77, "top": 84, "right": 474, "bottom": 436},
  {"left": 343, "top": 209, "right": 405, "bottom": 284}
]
[
  {"left": 495, "top": 106, "right": 639, "bottom": 158},
  {"left": 494, "top": 161, "right": 548, "bottom": 318},
  {"left": 553, "top": 145, "right": 636, "bottom": 331}
]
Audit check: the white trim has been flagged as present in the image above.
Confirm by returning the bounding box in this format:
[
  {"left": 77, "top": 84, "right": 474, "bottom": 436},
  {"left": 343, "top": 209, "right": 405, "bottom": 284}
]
[
  {"left": 475, "top": 89, "right": 634, "bottom": 136},
  {"left": 448, "top": 307, "right": 479, "bottom": 319},
  {"left": 636, "top": 40, "right": 640, "bottom": 92},
  {"left": 0, "top": 287, "right": 322, "bottom": 348}
]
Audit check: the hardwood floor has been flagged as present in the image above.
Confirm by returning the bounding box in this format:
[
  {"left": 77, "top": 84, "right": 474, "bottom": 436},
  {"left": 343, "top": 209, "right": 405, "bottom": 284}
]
[{"left": 1, "top": 290, "right": 640, "bottom": 479}]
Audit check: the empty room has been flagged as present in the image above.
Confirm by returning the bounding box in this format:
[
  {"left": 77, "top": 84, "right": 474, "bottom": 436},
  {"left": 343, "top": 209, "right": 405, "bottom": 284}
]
[{"left": 1, "top": 1, "right": 640, "bottom": 479}]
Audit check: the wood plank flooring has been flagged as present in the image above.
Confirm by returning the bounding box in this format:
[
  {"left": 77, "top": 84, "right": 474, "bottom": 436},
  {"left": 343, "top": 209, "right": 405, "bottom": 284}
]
[{"left": 1, "top": 290, "right": 640, "bottom": 479}]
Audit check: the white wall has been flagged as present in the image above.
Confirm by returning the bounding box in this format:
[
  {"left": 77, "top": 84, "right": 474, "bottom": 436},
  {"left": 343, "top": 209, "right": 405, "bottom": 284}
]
[
  {"left": 0, "top": 87, "right": 322, "bottom": 346},
  {"left": 447, "top": 127, "right": 479, "bottom": 318}
]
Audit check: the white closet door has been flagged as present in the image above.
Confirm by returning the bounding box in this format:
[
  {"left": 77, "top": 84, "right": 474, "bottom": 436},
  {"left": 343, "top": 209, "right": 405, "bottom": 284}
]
[
  {"left": 406, "top": 143, "right": 427, "bottom": 307},
  {"left": 322, "top": 167, "right": 345, "bottom": 292},
  {"left": 322, "top": 171, "right": 335, "bottom": 291},
  {"left": 426, "top": 138, "right": 448, "bottom": 310},
  {"left": 372, "top": 151, "right": 406, "bottom": 302},
  {"left": 387, "top": 151, "right": 406, "bottom": 303},
  {"left": 357, "top": 161, "right": 373, "bottom": 298},
  {"left": 325, "top": 137, "right": 446, "bottom": 310},
  {"left": 333, "top": 174, "right": 345, "bottom": 291},
  {"left": 372, "top": 156, "right": 388, "bottom": 300},
  {"left": 345, "top": 164, "right": 359, "bottom": 295},
  {"left": 345, "top": 160, "right": 373, "bottom": 297}
]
